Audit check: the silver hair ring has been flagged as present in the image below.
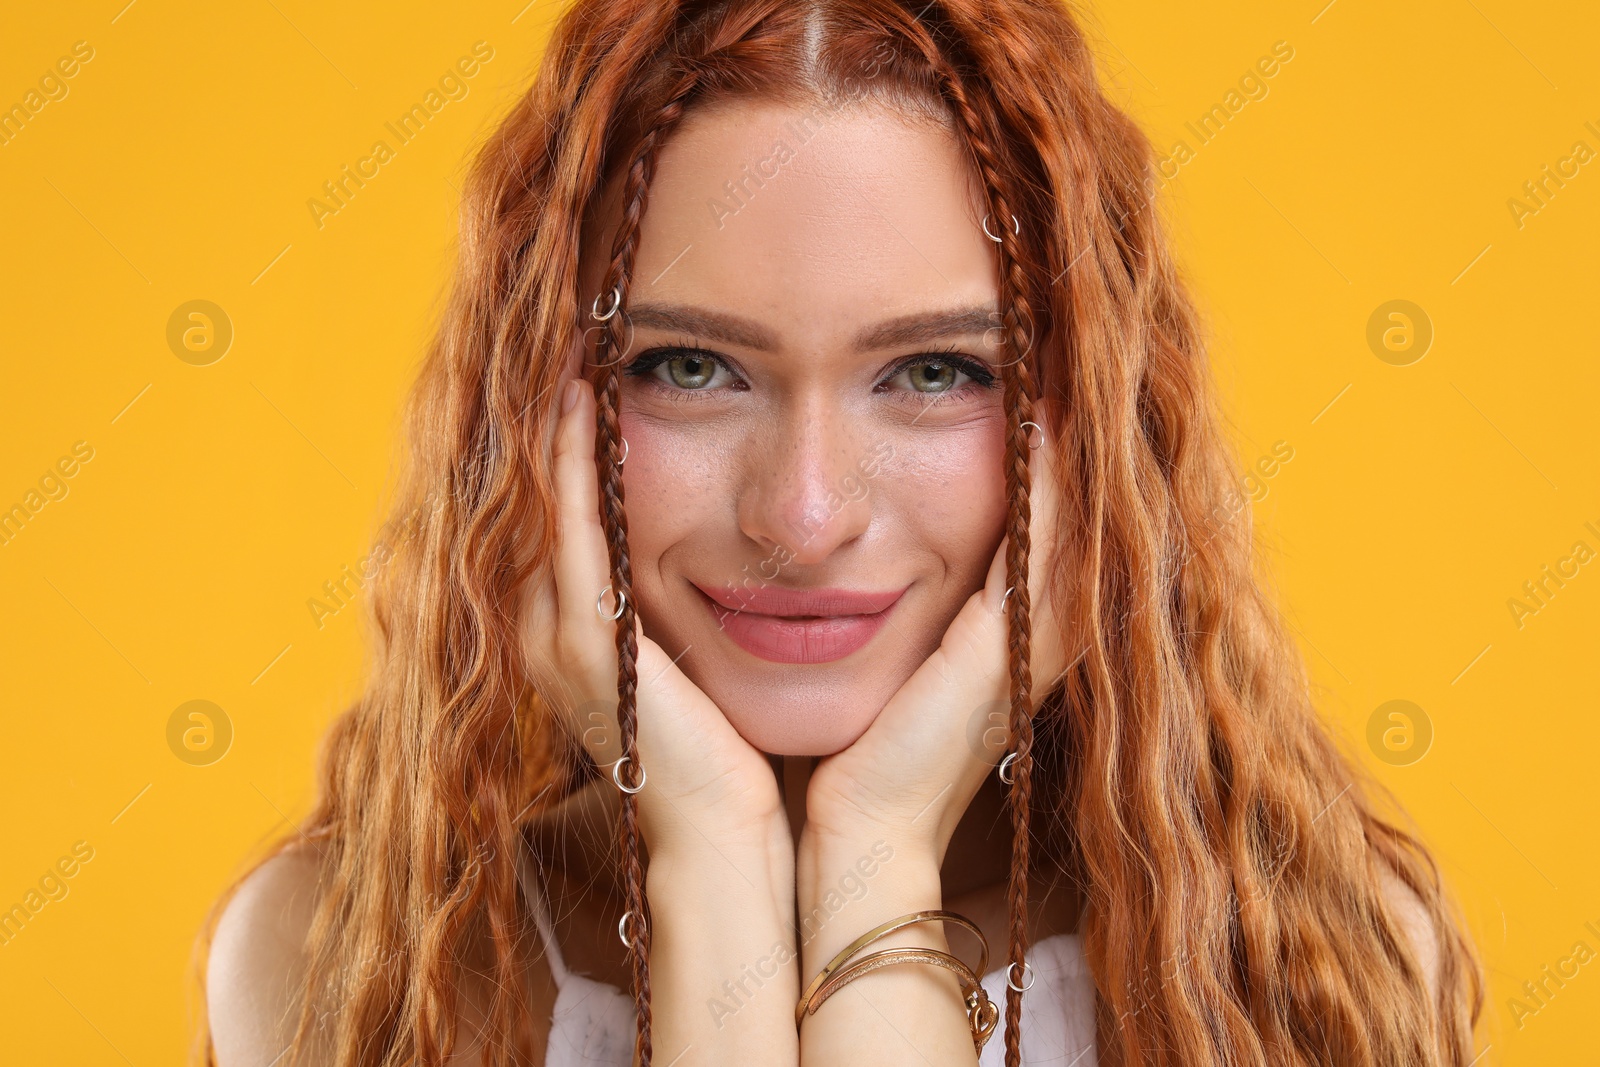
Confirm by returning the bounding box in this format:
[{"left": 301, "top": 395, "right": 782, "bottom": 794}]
[
  {"left": 1007, "top": 961, "right": 1035, "bottom": 992},
  {"left": 982, "top": 212, "right": 1020, "bottom": 243},
  {"left": 584, "top": 309, "right": 636, "bottom": 368},
  {"left": 591, "top": 286, "right": 622, "bottom": 321},
  {"left": 1019, "top": 421, "right": 1044, "bottom": 449},
  {"left": 1001, "top": 586, "right": 1015, "bottom": 606},
  {"left": 597, "top": 585, "right": 627, "bottom": 621},
  {"left": 611, "top": 755, "right": 646, "bottom": 794},
  {"left": 617, "top": 437, "right": 629, "bottom": 465},
  {"left": 998, "top": 751, "right": 1020, "bottom": 784},
  {"left": 618, "top": 910, "right": 642, "bottom": 948}
]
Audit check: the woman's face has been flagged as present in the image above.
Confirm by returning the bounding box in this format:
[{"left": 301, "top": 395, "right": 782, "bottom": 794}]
[{"left": 573, "top": 97, "right": 1009, "bottom": 756}]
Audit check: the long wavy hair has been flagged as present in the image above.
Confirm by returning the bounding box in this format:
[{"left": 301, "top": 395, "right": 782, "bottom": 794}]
[{"left": 191, "top": 1, "right": 1485, "bottom": 1065}]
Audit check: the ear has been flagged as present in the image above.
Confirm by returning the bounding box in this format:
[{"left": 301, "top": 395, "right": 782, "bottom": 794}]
[
  {"left": 1025, "top": 413, "right": 1072, "bottom": 706},
  {"left": 511, "top": 686, "right": 569, "bottom": 824},
  {"left": 1378, "top": 864, "right": 1441, "bottom": 1007},
  {"left": 563, "top": 318, "right": 587, "bottom": 383}
]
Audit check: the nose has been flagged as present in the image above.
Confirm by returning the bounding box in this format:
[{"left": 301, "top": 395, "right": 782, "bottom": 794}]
[{"left": 737, "top": 402, "right": 875, "bottom": 567}]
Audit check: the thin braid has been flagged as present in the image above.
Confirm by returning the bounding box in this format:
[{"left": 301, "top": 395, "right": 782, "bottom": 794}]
[
  {"left": 593, "top": 351, "right": 652, "bottom": 1067},
  {"left": 592, "top": 96, "right": 683, "bottom": 1067},
  {"left": 917, "top": 30, "right": 1043, "bottom": 1067},
  {"left": 588, "top": 6, "right": 793, "bottom": 1062},
  {"left": 589, "top": 23, "right": 765, "bottom": 1067},
  {"left": 998, "top": 324, "right": 1039, "bottom": 1067}
]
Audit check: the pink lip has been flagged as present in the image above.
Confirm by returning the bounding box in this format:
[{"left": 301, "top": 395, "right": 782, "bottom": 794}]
[{"left": 692, "top": 582, "right": 907, "bottom": 664}]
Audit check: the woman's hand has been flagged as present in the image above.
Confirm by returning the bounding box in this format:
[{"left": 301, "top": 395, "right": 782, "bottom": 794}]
[
  {"left": 520, "top": 369, "right": 801, "bottom": 1067},
  {"left": 793, "top": 427, "right": 1067, "bottom": 1066},
  {"left": 519, "top": 372, "right": 784, "bottom": 854},
  {"left": 803, "top": 423, "right": 1068, "bottom": 859}
]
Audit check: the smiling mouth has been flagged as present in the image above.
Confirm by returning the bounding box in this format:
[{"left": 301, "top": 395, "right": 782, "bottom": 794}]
[
  {"left": 690, "top": 581, "right": 907, "bottom": 618},
  {"left": 688, "top": 582, "right": 907, "bottom": 664}
]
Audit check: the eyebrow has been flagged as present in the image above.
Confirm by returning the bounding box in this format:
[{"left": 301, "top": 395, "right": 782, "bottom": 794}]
[{"left": 626, "top": 301, "right": 999, "bottom": 354}]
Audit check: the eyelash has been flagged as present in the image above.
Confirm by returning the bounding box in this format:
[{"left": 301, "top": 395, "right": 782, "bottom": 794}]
[{"left": 621, "top": 337, "right": 998, "bottom": 404}]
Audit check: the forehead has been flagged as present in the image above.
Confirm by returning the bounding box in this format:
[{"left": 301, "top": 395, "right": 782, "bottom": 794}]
[{"left": 583, "top": 98, "right": 1000, "bottom": 350}]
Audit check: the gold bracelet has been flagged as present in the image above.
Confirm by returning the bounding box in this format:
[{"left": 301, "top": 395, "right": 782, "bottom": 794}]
[
  {"left": 810, "top": 946, "right": 999, "bottom": 1050},
  {"left": 795, "top": 910, "right": 997, "bottom": 1052}
]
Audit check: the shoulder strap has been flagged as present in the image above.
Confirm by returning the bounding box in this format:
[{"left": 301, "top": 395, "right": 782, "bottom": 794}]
[{"left": 514, "top": 840, "right": 572, "bottom": 988}]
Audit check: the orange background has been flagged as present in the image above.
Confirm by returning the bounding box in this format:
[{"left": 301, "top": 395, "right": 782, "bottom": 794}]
[{"left": 1, "top": 0, "right": 1595, "bottom": 1062}]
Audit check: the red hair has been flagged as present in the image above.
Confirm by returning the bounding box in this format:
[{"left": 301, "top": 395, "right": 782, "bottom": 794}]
[{"left": 193, "top": 2, "right": 1484, "bottom": 1065}]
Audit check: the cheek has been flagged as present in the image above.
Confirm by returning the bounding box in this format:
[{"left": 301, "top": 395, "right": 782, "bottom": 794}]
[
  {"left": 887, "top": 423, "right": 1008, "bottom": 579},
  {"left": 614, "top": 414, "right": 730, "bottom": 577}
]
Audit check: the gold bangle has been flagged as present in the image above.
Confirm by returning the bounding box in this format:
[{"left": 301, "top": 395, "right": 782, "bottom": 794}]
[
  {"left": 807, "top": 946, "right": 999, "bottom": 1050},
  {"left": 796, "top": 910, "right": 987, "bottom": 1024},
  {"left": 795, "top": 910, "right": 996, "bottom": 1051}
]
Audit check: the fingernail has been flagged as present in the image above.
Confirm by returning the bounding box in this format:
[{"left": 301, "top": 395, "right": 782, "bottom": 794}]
[{"left": 561, "top": 379, "right": 580, "bottom": 415}]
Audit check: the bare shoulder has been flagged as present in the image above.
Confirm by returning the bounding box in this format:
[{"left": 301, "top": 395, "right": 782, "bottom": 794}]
[
  {"left": 1377, "top": 863, "right": 1441, "bottom": 1000},
  {"left": 207, "top": 845, "right": 326, "bottom": 1067},
  {"left": 207, "top": 842, "right": 561, "bottom": 1066}
]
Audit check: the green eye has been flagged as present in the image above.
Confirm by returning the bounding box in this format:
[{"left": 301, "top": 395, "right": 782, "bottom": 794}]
[
  {"left": 879, "top": 349, "right": 997, "bottom": 401},
  {"left": 904, "top": 361, "right": 961, "bottom": 393},
  {"left": 624, "top": 347, "right": 731, "bottom": 394},
  {"left": 662, "top": 354, "right": 718, "bottom": 389}
]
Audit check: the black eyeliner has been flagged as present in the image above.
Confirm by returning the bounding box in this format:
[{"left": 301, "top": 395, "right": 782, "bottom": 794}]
[
  {"left": 882, "top": 344, "right": 999, "bottom": 390},
  {"left": 621, "top": 338, "right": 997, "bottom": 391},
  {"left": 621, "top": 334, "right": 738, "bottom": 379}
]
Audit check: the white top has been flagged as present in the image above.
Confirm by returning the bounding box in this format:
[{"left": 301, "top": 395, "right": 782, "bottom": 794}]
[{"left": 515, "top": 849, "right": 1098, "bottom": 1066}]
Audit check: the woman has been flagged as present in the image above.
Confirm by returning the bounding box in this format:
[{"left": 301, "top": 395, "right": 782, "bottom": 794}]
[{"left": 197, "top": 1, "right": 1486, "bottom": 1065}]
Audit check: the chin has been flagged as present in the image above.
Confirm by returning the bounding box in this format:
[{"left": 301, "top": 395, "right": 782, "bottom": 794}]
[
  {"left": 721, "top": 702, "right": 877, "bottom": 757},
  {"left": 682, "top": 662, "right": 890, "bottom": 756},
  {"left": 666, "top": 579, "right": 922, "bottom": 757}
]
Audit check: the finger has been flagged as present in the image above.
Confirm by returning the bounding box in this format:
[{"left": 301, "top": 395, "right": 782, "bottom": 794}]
[
  {"left": 518, "top": 346, "right": 590, "bottom": 664},
  {"left": 937, "top": 534, "right": 1010, "bottom": 693},
  {"left": 975, "top": 536, "right": 1014, "bottom": 754},
  {"left": 550, "top": 374, "right": 625, "bottom": 761},
  {"left": 519, "top": 560, "right": 558, "bottom": 690},
  {"left": 1025, "top": 422, "right": 1070, "bottom": 702},
  {"left": 1026, "top": 420, "right": 1056, "bottom": 606},
  {"left": 982, "top": 528, "right": 1010, "bottom": 615}
]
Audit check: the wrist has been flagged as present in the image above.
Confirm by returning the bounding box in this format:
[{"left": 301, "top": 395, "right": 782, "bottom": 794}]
[
  {"left": 648, "top": 814, "right": 793, "bottom": 902},
  {"left": 802, "top": 777, "right": 966, "bottom": 868},
  {"left": 647, "top": 831, "right": 796, "bottom": 974},
  {"left": 795, "top": 832, "right": 945, "bottom": 974},
  {"left": 796, "top": 814, "right": 944, "bottom": 886},
  {"left": 641, "top": 793, "right": 791, "bottom": 872},
  {"left": 644, "top": 811, "right": 801, "bottom": 1062}
]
